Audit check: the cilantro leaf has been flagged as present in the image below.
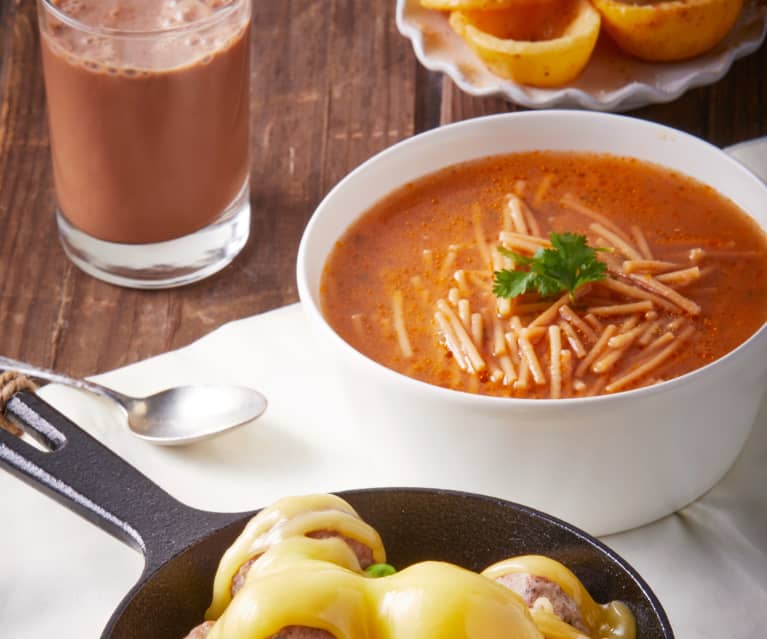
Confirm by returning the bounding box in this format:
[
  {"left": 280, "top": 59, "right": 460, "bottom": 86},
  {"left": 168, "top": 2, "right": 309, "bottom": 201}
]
[
  {"left": 492, "top": 269, "right": 538, "bottom": 298},
  {"left": 493, "top": 232, "right": 607, "bottom": 302}
]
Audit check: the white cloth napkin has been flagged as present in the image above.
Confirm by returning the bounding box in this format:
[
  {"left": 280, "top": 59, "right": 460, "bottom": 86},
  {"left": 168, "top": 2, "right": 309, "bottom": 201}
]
[{"left": 2, "top": 141, "right": 766, "bottom": 638}]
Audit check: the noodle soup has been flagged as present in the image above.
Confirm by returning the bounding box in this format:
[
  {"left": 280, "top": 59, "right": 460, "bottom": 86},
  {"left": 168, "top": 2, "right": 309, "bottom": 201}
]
[{"left": 321, "top": 152, "right": 767, "bottom": 399}]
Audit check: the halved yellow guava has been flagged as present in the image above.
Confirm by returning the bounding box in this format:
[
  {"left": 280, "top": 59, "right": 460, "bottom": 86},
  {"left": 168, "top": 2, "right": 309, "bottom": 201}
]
[
  {"left": 421, "top": 0, "right": 548, "bottom": 9},
  {"left": 591, "top": 0, "right": 743, "bottom": 62},
  {"left": 449, "top": 0, "right": 601, "bottom": 87}
]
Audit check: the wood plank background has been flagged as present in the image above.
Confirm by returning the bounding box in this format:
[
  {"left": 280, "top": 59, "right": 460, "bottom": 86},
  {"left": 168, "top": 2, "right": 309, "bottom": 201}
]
[{"left": 1, "top": 0, "right": 765, "bottom": 378}]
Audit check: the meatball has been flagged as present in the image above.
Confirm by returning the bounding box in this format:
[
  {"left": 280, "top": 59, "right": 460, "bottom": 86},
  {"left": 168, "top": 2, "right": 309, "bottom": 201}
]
[
  {"left": 231, "top": 556, "right": 260, "bottom": 598},
  {"left": 305, "top": 530, "right": 374, "bottom": 568},
  {"left": 230, "top": 531, "right": 374, "bottom": 598},
  {"left": 182, "top": 622, "right": 333, "bottom": 639},
  {"left": 272, "top": 628, "right": 335, "bottom": 639},
  {"left": 495, "top": 572, "right": 587, "bottom": 632},
  {"left": 182, "top": 621, "right": 214, "bottom": 639}
]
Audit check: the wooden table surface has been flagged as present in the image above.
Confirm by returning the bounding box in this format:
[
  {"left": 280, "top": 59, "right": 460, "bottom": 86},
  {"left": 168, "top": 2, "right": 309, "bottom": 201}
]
[{"left": 1, "top": 1, "right": 765, "bottom": 378}]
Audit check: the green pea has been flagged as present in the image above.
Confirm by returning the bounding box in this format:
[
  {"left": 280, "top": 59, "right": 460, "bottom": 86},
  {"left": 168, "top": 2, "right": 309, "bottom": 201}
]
[{"left": 364, "top": 563, "right": 397, "bottom": 578}]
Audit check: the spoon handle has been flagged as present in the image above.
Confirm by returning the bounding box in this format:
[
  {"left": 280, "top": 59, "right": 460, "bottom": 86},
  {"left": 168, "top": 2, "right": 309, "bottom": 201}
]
[{"left": 0, "top": 356, "right": 129, "bottom": 406}]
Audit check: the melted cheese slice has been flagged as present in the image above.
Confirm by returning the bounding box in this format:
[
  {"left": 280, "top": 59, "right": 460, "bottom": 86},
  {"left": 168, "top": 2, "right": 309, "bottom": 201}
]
[
  {"left": 204, "top": 495, "right": 636, "bottom": 639},
  {"left": 483, "top": 556, "right": 636, "bottom": 639},
  {"left": 208, "top": 555, "right": 543, "bottom": 639},
  {"left": 208, "top": 494, "right": 386, "bottom": 619}
]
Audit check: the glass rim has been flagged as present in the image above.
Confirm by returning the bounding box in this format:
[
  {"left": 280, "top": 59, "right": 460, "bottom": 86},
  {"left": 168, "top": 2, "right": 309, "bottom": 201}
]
[{"left": 38, "top": 0, "right": 248, "bottom": 38}]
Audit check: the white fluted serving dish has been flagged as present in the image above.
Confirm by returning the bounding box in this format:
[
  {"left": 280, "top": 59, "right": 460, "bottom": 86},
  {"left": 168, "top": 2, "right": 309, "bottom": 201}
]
[{"left": 396, "top": 0, "right": 767, "bottom": 111}]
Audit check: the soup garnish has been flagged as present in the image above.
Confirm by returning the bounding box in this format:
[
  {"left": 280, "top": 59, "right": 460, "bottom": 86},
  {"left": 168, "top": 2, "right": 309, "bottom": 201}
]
[
  {"left": 321, "top": 152, "right": 767, "bottom": 399},
  {"left": 493, "top": 232, "right": 608, "bottom": 301}
]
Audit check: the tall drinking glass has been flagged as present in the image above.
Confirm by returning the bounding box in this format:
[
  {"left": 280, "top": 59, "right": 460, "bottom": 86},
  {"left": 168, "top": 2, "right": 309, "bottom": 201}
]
[{"left": 37, "top": 0, "right": 251, "bottom": 288}]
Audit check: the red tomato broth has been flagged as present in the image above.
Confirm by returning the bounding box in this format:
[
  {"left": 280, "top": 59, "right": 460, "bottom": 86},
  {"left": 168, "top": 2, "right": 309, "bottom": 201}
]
[{"left": 320, "top": 152, "right": 767, "bottom": 399}]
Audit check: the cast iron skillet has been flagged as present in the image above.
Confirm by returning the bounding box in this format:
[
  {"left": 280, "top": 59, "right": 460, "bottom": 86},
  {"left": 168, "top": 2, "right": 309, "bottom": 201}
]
[{"left": 0, "top": 391, "right": 674, "bottom": 639}]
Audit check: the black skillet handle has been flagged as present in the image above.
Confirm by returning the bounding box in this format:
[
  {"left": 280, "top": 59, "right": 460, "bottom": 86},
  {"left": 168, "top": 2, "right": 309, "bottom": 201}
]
[{"left": 0, "top": 391, "right": 244, "bottom": 565}]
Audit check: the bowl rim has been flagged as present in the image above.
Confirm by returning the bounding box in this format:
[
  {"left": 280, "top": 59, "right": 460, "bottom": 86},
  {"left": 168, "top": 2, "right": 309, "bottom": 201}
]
[
  {"left": 297, "top": 110, "right": 767, "bottom": 408},
  {"left": 38, "top": 0, "right": 247, "bottom": 37}
]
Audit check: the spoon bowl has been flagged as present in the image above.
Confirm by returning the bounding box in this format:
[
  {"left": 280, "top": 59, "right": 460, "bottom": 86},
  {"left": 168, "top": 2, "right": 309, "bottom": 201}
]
[
  {"left": 0, "top": 356, "right": 267, "bottom": 445},
  {"left": 123, "top": 384, "right": 268, "bottom": 444}
]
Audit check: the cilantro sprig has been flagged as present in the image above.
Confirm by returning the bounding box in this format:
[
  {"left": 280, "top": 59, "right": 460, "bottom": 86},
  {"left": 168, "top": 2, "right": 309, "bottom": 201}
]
[{"left": 492, "top": 232, "right": 607, "bottom": 303}]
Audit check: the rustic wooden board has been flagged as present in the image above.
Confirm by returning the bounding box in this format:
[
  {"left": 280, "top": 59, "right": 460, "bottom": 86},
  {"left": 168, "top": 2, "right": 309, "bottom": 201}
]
[{"left": 0, "top": 0, "right": 765, "bottom": 377}]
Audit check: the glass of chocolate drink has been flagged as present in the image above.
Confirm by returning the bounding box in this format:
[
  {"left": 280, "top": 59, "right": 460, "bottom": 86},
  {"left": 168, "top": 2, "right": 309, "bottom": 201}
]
[{"left": 37, "top": 0, "right": 251, "bottom": 288}]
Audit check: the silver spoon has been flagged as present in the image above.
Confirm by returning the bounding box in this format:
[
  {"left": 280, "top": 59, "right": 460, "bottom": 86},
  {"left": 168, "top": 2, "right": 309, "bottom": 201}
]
[{"left": 0, "top": 356, "right": 267, "bottom": 446}]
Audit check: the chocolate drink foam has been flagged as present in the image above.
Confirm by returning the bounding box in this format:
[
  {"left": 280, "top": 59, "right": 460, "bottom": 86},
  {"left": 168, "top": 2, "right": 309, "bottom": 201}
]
[{"left": 41, "top": 0, "right": 250, "bottom": 243}]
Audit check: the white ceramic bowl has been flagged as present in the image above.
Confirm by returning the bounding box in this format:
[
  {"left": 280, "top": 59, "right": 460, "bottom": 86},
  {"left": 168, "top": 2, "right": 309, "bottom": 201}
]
[{"left": 297, "top": 112, "right": 767, "bottom": 536}]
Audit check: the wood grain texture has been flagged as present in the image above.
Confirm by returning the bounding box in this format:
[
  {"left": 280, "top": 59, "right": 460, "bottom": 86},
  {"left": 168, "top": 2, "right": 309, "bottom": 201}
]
[{"left": 0, "top": 0, "right": 765, "bottom": 378}]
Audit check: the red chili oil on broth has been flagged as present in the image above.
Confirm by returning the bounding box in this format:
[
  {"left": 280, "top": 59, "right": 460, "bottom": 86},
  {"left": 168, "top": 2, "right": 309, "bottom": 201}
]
[{"left": 320, "top": 152, "right": 767, "bottom": 399}]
